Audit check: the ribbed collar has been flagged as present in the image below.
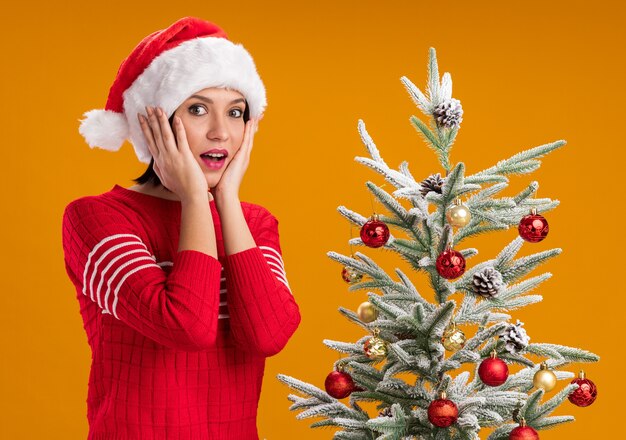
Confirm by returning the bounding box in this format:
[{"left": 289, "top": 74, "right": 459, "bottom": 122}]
[{"left": 109, "top": 184, "right": 217, "bottom": 217}]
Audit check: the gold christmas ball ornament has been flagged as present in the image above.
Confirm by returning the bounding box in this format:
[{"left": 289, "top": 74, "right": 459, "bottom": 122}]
[
  {"left": 442, "top": 322, "right": 466, "bottom": 352},
  {"left": 364, "top": 329, "right": 387, "bottom": 360},
  {"left": 533, "top": 362, "right": 557, "bottom": 391},
  {"left": 446, "top": 198, "right": 471, "bottom": 228},
  {"left": 357, "top": 301, "right": 379, "bottom": 323}
]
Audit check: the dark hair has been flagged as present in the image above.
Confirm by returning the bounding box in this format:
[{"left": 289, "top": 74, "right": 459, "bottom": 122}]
[{"left": 132, "top": 102, "right": 250, "bottom": 188}]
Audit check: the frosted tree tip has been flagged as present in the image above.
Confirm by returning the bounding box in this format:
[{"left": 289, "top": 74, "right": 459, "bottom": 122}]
[
  {"left": 276, "top": 374, "right": 291, "bottom": 383},
  {"left": 400, "top": 76, "right": 414, "bottom": 88}
]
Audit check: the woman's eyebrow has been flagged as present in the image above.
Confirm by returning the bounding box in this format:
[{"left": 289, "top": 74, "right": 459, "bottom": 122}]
[{"left": 189, "top": 95, "right": 246, "bottom": 105}]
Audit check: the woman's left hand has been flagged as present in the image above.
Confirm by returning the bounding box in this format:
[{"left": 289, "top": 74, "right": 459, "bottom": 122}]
[{"left": 211, "top": 115, "right": 261, "bottom": 202}]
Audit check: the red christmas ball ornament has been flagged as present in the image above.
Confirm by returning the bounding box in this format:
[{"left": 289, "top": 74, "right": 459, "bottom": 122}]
[
  {"left": 478, "top": 350, "right": 509, "bottom": 386},
  {"left": 518, "top": 209, "right": 549, "bottom": 243},
  {"left": 568, "top": 370, "right": 597, "bottom": 407},
  {"left": 341, "top": 266, "right": 363, "bottom": 284},
  {"left": 324, "top": 369, "right": 355, "bottom": 399},
  {"left": 509, "top": 419, "right": 539, "bottom": 440},
  {"left": 428, "top": 391, "right": 458, "bottom": 428},
  {"left": 436, "top": 247, "right": 466, "bottom": 279},
  {"left": 360, "top": 215, "right": 390, "bottom": 248}
]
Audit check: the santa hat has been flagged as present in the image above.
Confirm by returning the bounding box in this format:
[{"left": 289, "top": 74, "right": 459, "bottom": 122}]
[{"left": 78, "top": 16, "right": 266, "bottom": 164}]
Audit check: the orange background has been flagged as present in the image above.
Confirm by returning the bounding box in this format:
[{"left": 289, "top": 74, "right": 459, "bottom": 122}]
[{"left": 1, "top": 1, "right": 623, "bottom": 439}]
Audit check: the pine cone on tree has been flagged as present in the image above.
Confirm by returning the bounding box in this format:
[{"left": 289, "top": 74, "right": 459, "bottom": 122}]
[
  {"left": 471, "top": 267, "right": 504, "bottom": 298},
  {"left": 500, "top": 320, "right": 530, "bottom": 354},
  {"left": 420, "top": 173, "right": 445, "bottom": 197},
  {"left": 433, "top": 98, "right": 464, "bottom": 128}
]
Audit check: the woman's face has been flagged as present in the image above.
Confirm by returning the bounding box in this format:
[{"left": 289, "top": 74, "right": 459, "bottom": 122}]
[{"left": 172, "top": 87, "right": 246, "bottom": 188}]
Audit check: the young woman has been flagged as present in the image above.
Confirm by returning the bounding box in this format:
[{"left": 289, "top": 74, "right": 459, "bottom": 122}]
[{"left": 61, "top": 17, "right": 301, "bottom": 439}]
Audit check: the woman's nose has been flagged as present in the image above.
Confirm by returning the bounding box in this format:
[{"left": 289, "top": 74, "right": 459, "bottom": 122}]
[{"left": 206, "top": 115, "right": 229, "bottom": 141}]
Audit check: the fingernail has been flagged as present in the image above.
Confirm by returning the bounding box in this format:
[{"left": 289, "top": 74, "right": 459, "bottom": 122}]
[
  {"left": 146, "top": 106, "right": 152, "bottom": 116},
  {"left": 157, "top": 107, "right": 162, "bottom": 116}
]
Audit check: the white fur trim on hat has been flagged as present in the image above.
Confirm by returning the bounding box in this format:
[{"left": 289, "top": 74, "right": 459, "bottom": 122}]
[{"left": 79, "top": 36, "right": 266, "bottom": 164}]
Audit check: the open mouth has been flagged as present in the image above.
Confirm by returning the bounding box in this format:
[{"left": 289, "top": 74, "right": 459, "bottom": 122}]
[
  {"left": 200, "top": 152, "right": 227, "bottom": 162},
  {"left": 200, "top": 151, "right": 228, "bottom": 169}
]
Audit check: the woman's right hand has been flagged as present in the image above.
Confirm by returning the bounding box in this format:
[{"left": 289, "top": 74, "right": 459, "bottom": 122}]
[{"left": 137, "top": 106, "right": 208, "bottom": 202}]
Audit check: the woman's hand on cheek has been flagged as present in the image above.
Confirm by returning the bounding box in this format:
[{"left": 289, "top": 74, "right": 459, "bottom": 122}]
[
  {"left": 138, "top": 107, "right": 208, "bottom": 202},
  {"left": 211, "top": 116, "right": 260, "bottom": 203}
]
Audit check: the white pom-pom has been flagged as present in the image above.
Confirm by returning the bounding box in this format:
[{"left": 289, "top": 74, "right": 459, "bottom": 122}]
[{"left": 78, "top": 109, "right": 129, "bottom": 151}]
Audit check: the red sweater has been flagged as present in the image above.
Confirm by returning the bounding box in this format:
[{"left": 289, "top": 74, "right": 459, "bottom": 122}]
[{"left": 61, "top": 184, "right": 301, "bottom": 440}]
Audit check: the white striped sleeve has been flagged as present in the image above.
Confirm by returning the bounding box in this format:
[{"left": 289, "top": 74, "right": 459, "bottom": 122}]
[
  {"left": 259, "top": 245, "right": 292, "bottom": 293},
  {"left": 82, "top": 233, "right": 160, "bottom": 319}
]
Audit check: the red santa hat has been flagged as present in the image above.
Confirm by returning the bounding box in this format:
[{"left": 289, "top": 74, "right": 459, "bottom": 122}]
[{"left": 78, "top": 16, "right": 266, "bottom": 164}]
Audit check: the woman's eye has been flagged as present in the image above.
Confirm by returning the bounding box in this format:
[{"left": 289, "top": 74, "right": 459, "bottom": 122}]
[
  {"left": 189, "top": 104, "right": 207, "bottom": 116},
  {"left": 229, "top": 108, "right": 243, "bottom": 118}
]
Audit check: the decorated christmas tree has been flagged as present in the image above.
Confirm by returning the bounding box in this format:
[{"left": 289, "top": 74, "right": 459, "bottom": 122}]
[{"left": 277, "top": 48, "right": 600, "bottom": 440}]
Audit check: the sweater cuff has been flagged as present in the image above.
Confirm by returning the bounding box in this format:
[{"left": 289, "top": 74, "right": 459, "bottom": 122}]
[
  {"left": 171, "top": 250, "right": 223, "bottom": 286},
  {"left": 224, "top": 246, "right": 275, "bottom": 286}
]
